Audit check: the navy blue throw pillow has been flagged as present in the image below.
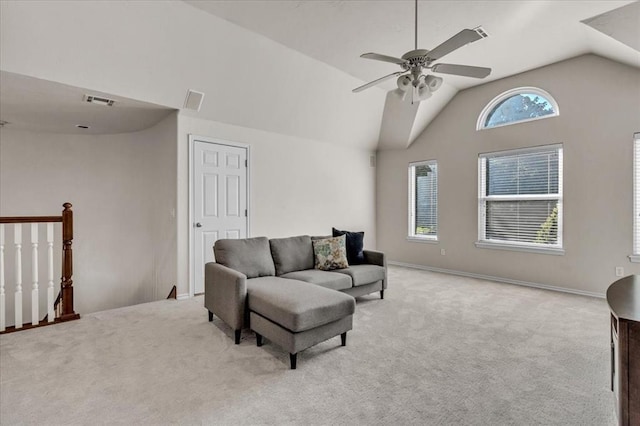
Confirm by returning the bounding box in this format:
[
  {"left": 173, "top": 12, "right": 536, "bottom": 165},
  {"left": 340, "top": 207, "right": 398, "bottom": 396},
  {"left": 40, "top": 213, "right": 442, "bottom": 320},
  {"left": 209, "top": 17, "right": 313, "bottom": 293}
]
[{"left": 332, "top": 227, "right": 365, "bottom": 265}]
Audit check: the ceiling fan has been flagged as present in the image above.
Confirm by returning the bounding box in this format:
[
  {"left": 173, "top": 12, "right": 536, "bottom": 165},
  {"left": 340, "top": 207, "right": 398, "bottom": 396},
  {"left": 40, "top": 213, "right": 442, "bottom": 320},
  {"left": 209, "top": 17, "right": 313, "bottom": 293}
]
[{"left": 353, "top": 0, "right": 491, "bottom": 102}]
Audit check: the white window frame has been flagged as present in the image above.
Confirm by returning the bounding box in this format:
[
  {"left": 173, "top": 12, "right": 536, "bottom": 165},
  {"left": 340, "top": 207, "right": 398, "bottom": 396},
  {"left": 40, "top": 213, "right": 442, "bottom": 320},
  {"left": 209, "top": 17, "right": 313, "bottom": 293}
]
[
  {"left": 630, "top": 133, "right": 640, "bottom": 263},
  {"left": 476, "top": 144, "right": 564, "bottom": 255},
  {"left": 477, "top": 87, "right": 559, "bottom": 131},
  {"left": 408, "top": 160, "right": 438, "bottom": 243}
]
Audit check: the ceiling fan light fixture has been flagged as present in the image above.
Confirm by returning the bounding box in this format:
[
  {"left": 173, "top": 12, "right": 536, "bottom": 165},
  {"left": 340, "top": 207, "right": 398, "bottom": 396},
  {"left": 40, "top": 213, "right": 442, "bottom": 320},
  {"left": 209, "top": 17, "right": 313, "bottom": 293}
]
[
  {"left": 417, "top": 86, "right": 432, "bottom": 101},
  {"left": 397, "top": 75, "right": 412, "bottom": 91},
  {"left": 425, "top": 75, "right": 444, "bottom": 92}
]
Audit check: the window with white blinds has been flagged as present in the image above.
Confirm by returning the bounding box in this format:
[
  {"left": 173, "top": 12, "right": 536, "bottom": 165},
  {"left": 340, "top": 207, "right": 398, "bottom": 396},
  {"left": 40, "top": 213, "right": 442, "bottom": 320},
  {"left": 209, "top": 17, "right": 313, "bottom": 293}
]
[
  {"left": 477, "top": 145, "right": 563, "bottom": 254},
  {"left": 408, "top": 160, "right": 438, "bottom": 241},
  {"left": 632, "top": 133, "right": 640, "bottom": 262}
]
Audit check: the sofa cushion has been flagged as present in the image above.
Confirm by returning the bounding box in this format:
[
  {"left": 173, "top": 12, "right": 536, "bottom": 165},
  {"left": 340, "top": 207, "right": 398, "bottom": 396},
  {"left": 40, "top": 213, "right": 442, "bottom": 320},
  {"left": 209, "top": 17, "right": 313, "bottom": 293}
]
[
  {"left": 214, "top": 237, "right": 275, "bottom": 279},
  {"left": 281, "top": 269, "right": 352, "bottom": 291},
  {"left": 247, "top": 277, "right": 355, "bottom": 332},
  {"left": 334, "top": 264, "right": 385, "bottom": 287},
  {"left": 269, "top": 235, "right": 314, "bottom": 276},
  {"left": 332, "top": 227, "right": 365, "bottom": 265},
  {"left": 312, "top": 235, "right": 349, "bottom": 271}
]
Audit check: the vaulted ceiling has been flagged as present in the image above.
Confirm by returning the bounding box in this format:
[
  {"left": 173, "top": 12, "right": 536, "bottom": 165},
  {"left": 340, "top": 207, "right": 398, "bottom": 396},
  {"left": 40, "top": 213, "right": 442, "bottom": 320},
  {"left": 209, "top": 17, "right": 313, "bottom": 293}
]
[
  {"left": 1, "top": 1, "right": 638, "bottom": 150},
  {"left": 186, "top": 0, "right": 640, "bottom": 149}
]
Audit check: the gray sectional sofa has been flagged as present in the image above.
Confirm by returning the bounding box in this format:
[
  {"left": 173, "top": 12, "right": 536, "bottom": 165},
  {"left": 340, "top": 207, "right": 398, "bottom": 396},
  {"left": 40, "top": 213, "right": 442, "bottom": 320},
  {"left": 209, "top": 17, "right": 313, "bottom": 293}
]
[{"left": 204, "top": 235, "right": 387, "bottom": 368}]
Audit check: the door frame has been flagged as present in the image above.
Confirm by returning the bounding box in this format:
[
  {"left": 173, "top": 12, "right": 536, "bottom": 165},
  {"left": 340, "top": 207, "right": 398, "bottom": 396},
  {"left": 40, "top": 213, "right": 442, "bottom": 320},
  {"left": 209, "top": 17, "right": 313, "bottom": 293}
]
[{"left": 188, "top": 134, "right": 251, "bottom": 297}]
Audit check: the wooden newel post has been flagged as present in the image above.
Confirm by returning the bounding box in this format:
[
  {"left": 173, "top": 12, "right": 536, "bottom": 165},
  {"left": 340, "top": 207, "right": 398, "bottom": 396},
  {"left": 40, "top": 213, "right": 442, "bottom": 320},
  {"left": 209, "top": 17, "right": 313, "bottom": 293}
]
[{"left": 59, "top": 203, "right": 79, "bottom": 321}]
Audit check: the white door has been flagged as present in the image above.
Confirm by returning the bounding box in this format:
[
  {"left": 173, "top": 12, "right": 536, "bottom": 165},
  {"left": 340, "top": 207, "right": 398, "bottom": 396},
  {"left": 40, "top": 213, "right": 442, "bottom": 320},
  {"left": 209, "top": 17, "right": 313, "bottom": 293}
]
[{"left": 193, "top": 139, "right": 248, "bottom": 294}]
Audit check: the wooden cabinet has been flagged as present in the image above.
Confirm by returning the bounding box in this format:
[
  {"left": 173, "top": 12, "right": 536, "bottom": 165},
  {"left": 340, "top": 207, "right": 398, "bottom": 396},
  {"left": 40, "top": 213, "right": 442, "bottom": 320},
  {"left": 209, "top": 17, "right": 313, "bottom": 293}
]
[{"left": 607, "top": 276, "right": 640, "bottom": 426}]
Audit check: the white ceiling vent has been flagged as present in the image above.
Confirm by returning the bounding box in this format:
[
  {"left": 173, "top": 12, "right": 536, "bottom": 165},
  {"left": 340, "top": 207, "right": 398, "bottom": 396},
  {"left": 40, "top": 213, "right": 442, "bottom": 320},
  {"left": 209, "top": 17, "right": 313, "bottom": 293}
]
[
  {"left": 473, "top": 26, "right": 489, "bottom": 39},
  {"left": 184, "top": 89, "right": 205, "bottom": 112},
  {"left": 84, "top": 95, "right": 115, "bottom": 106}
]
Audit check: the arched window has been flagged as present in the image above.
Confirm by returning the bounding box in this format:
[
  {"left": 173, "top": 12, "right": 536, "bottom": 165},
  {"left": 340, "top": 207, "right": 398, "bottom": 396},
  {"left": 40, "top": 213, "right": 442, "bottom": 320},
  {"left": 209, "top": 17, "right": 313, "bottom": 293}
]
[{"left": 477, "top": 87, "right": 559, "bottom": 130}]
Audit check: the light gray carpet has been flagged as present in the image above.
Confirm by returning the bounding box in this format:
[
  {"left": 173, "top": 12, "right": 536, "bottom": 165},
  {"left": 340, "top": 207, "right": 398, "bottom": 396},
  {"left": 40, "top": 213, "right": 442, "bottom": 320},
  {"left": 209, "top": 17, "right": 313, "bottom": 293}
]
[{"left": 0, "top": 266, "right": 616, "bottom": 425}]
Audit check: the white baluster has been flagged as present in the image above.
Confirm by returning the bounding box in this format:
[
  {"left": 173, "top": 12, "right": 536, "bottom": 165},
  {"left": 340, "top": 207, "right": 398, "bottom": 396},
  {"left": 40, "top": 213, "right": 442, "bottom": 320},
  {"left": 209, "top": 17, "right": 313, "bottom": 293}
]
[
  {"left": 31, "top": 223, "right": 39, "bottom": 325},
  {"left": 0, "top": 224, "right": 5, "bottom": 332},
  {"left": 14, "top": 223, "right": 23, "bottom": 329},
  {"left": 47, "top": 223, "right": 55, "bottom": 323}
]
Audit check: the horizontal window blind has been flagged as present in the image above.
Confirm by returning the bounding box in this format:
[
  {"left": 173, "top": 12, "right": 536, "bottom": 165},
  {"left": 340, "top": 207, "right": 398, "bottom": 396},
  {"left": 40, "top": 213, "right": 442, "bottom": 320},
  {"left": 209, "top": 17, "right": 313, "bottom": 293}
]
[
  {"left": 409, "top": 160, "right": 437, "bottom": 239},
  {"left": 634, "top": 133, "right": 640, "bottom": 255},
  {"left": 479, "top": 145, "right": 562, "bottom": 247}
]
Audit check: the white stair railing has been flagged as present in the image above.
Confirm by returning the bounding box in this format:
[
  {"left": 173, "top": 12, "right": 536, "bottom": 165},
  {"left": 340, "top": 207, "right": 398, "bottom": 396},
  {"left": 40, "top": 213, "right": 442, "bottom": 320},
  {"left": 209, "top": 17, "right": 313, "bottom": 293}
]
[
  {"left": 31, "top": 223, "right": 39, "bottom": 326},
  {"left": 0, "top": 203, "right": 79, "bottom": 333},
  {"left": 0, "top": 223, "right": 58, "bottom": 332},
  {"left": 47, "top": 223, "right": 54, "bottom": 323},
  {"left": 0, "top": 224, "right": 5, "bottom": 331},
  {"left": 14, "top": 223, "right": 23, "bottom": 329}
]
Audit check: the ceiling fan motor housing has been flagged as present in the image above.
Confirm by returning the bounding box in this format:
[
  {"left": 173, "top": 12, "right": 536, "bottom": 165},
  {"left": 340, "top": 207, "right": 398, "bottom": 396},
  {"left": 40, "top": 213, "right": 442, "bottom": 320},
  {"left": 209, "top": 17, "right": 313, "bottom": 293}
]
[
  {"left": 401, "top": 49, "right": 433, "bottom": 71},
  {"left": 401, "top": 49, "right": 432, "bottom": 61}
]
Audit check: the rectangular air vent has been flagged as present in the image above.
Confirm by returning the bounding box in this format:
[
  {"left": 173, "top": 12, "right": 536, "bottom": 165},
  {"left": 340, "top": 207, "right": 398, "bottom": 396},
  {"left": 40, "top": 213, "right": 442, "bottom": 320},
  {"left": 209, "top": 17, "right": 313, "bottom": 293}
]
[
  {"left": 184, "top": 89, "right": 205, "bottom": 112},
  {"left": 473, "top": 26, "right": 489, "bottom": 38},
  {"left": 84, "top": 95, "right": 115, "bottom": 106}
]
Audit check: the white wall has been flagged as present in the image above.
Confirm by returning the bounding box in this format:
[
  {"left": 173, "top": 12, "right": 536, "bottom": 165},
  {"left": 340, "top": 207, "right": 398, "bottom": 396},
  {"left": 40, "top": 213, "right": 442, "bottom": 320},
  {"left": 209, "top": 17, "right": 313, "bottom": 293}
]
[
  {"left": 0, "top": 0, "right": 384, "bottom": 307},
  {"left": 0, "top": 0, "right": 384, "bottom": 308},
  {"left": 377, "top": 55, "right": 640, "bottom": 296},
  {"left": 0, "top": 113, "right": 178, "bottom": 315},
  {"left": 176, "top": 115, "right": 377, "bottom": 298},
  {"left": 0, "top": 0, "right": 385, "bottom": 150}
]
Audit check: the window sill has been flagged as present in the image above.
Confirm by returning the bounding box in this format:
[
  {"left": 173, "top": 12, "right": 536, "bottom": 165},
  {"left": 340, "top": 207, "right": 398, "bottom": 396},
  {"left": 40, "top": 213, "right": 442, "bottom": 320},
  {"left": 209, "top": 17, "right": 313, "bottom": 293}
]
[
  {"left": 475, "top": 241, "right": 564, "bottom": 256},
  {"left": 407, "top": 236, "right": 438, "bottom": 244},
  {"left": 629, "top": 255, "right": 640, "bottom": 263}
]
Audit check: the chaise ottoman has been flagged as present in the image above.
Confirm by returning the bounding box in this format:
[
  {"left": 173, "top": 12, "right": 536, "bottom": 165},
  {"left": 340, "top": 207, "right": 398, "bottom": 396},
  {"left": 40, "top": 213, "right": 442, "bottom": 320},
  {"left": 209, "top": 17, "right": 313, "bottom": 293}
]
[{"left": 247, "top": 277, "right": 356, "bottom": 369}]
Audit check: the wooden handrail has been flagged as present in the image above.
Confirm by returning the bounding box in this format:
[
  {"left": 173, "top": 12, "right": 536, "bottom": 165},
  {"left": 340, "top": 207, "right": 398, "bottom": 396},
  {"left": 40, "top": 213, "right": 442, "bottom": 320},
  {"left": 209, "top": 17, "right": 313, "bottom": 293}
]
[{"left": 0, "top": 217, "right": 63, "bottom": 224}]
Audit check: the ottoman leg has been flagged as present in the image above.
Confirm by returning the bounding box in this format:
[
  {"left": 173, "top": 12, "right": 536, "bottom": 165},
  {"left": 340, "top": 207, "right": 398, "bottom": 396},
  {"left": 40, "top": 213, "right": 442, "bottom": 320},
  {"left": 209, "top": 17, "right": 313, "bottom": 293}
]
[
  {"left": 290, "top": 353, "right": 297, "bottom": 370},
  {"left": 256, "top": 333, "right": 263, "bottom": 347},
  {"left": 380, "top": 290, "right": 384, "bottom": 299},
  {"left": 341, "top": 332, "right": 347, "bottom": 346},
  {"left": 208, "top": 310, "right": 213, "bottom": 322},
  {"left": 234, "top": 329, "right": 241, "bottom": 345}
]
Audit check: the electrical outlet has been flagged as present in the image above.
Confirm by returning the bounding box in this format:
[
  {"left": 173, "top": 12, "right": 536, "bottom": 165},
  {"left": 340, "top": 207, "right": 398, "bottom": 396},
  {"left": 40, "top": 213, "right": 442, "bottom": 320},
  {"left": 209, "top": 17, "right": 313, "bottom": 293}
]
[
  {"left": 440, "top": 249, "right": 446, "bottom": 256},
  {"left": 615, "top": 267, "right": 624, "bottom": 277}
]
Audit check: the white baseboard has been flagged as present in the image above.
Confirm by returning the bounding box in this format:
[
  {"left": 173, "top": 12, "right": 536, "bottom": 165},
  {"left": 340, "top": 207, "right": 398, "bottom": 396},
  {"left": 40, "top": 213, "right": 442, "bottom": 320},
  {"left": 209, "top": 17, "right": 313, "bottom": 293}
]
[
  {"left": 388, "top": 261, "right": 605, "bottom": 299},
  {"left": 177, "top": 293, "right": 190, "bottom": 300}
]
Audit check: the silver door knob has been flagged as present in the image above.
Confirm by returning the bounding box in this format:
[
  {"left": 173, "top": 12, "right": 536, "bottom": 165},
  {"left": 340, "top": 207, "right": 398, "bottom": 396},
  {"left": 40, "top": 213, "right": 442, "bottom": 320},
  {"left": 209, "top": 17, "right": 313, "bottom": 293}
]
[{"left": 195, "top": 223, "right": 202, "bottom": 228}]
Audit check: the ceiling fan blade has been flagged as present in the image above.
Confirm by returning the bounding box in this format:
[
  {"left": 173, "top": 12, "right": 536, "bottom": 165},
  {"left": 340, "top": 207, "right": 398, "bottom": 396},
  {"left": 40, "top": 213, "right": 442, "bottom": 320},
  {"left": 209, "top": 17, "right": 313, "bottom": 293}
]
[
  {"left": 426, "top": 29, "right": 484, "bottom": 61},
  {"left": 352, "top": 71, "right": 406, "bottom": 93},
  {"left": 360, "top": 52, "right": 407, "bottom": 65},
  {"left": 432, "top": 63, "right": 491, "bottom": 78}
]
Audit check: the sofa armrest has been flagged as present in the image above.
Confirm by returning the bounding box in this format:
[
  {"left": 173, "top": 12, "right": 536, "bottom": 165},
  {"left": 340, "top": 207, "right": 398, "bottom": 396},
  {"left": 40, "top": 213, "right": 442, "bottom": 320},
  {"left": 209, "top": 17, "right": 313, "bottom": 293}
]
[
  {"left": 363, "top": 250, "right": 387, "bottom": 290},
  {"left": 204, "top": 262, "right": 248, "bottom": 330},
  {"left": 363, "top": 250, "right": 386, "bottom": 267}
]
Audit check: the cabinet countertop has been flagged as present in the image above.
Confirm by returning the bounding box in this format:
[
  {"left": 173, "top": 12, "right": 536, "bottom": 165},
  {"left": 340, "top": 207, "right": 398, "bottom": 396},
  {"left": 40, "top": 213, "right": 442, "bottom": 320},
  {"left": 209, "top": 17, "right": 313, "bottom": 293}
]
[{"left": 607, "top": 275, "right": 640, "bottom": 322}]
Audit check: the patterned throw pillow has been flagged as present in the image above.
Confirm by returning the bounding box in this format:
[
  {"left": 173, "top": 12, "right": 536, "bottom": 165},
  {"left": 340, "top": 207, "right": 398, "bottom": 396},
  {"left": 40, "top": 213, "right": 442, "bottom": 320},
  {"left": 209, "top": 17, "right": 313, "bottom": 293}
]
[{"left": 312, "top": 235, "right": 349, "bottom": 271}]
